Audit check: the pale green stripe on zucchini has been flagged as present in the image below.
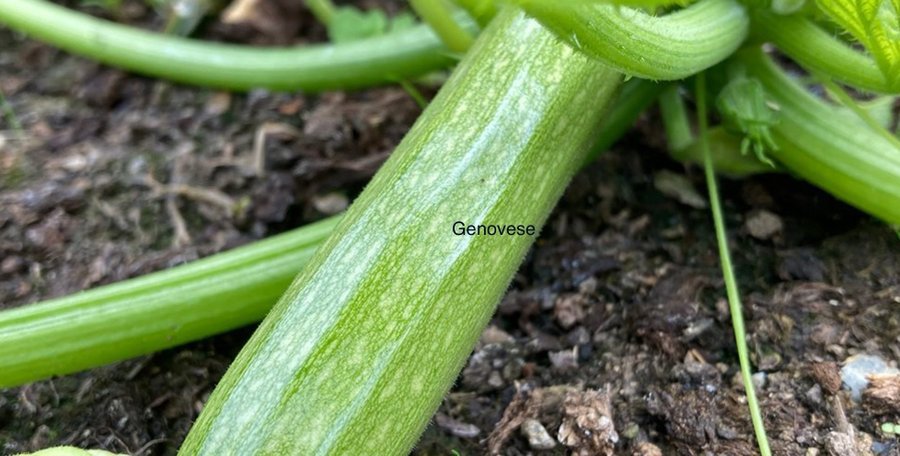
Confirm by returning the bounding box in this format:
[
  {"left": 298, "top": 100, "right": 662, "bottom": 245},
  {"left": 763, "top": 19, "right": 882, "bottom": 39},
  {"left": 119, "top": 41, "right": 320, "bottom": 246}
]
[
  {"left": 514, "top": 0, "right": 749, "bottom": 80},
  {"left": 180, "top": 8, "right": 622, "bottom": 455},
  {"left": 743, "top": 49, "right": 900, "bottom": 225}
]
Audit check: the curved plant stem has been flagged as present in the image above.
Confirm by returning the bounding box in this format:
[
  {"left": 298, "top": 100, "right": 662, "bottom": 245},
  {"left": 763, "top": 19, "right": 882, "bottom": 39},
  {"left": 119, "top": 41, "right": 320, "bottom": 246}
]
[
  {"left": 452, "top": 0, "right": 497, "bottom": 26},
  {"left": 742, "top": 49, "right": 900, "bottom": 225},
  {"left": 0, "top": 0, "right": 476, "bottom": 91},
  {"left": 753, "top": 12, "right": 897, "bottom": 94},
  {"left": 817, "top": 76, "right": 900, "bottom": 150},
  {"left": 696, "top": 72, "right": 772, "bottom": 456},
  {"left": 514, "top": 0, "right": 749, "bottom": 80},
  {"left": 304, "top": 0, "right": 337, "bottom": 25},
  {"left": 410, "top": 0, "right": 475, "bottom": 53},
  {"left": 584, "top": 78, "right": 664, "bottom": 164},
  {"left": 659, "top": 84, "right": 695, "bottom": 151},
  {"left": 0, "top": 216, "right": 339, "bottom": 388}
]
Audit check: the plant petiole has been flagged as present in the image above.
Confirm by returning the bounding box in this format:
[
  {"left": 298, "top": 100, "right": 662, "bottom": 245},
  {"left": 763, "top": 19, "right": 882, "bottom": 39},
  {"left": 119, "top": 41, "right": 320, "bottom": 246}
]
[{"left": 696, "top": 71, "right": 772, "bottom": 456}]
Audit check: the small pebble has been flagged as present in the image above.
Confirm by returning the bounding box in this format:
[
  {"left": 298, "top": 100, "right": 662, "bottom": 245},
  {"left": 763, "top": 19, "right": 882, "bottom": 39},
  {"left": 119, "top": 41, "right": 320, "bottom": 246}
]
[
  {"left": 622, "top": 422, "right": 640, "bottom": 440},
  {"left": 480, "top": 325, "right": 514, "bottom": 345},
  {"left": 520, "top": 418, "right": 556, "bottom": 450},
  {"left": 752, "top": 372, "right": 767, "bottom": 390},
  {"left": 434, "top": 413, "right": 480, "bottom": 439},
  {"left": 805, "top": 384, "right": 824, "bottom": 405},
  {"left": 204, "top": 92, "right": 232, "bottom": 115},
  {"left": 841, "top": 354, "right": 900, "bottom": 401},
  {"left": 311, "top": 192, "right": 348, "bottom": 215},
  {"left": 745, "top": 209, "right": 783, "bottom": 240},
  {"left": 633, "top": 442, "right": 663, "bottom": 456},
  {"left": 653, "top": 170, "right": 707, "bottom": 209},
  {"left": 549, "top": 349, "right": 578, "bottom": 370}
]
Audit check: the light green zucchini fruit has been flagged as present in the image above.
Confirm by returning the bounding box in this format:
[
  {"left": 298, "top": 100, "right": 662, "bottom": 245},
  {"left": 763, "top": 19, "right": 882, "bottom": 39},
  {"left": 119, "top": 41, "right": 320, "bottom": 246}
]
[{"left": 179, "top": 8, "right": 622, "bottom": 456}]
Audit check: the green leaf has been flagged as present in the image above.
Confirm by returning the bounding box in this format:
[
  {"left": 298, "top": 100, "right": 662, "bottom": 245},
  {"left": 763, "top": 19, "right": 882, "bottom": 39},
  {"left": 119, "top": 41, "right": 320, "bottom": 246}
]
[
  {"left": 388, "top": 12, "right": 418, "bottom": 33},
  {"left": 327, "top": 8, "right": 419, "bottom": 44},
  {"left": 816, "top": 0, "right": 900, "bottom": 90},
  {"left": 328, "top": 7, "right": 388, "bottom": 43}
]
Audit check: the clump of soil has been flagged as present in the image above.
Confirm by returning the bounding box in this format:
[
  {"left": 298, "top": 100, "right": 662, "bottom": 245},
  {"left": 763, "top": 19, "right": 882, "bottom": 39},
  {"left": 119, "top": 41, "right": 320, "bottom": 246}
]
[{"left": 2, "top": 3, "right": 899, "bottom": 456}]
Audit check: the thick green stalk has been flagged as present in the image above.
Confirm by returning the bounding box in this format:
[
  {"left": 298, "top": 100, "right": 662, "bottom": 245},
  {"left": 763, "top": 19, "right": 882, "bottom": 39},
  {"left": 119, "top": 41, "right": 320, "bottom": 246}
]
[
  {"left": 515, "top": 0, "right": 749, "bottom": 80},
  {"left": 584, "top": 78, "right": 664, "bottom": 164},
  {"left": 453, "top": 0, "right": 497, "bottom": 25},
  {"left": 180, "top": 9, "right": 622, "bottom": 455},
  {"left": 753, "top": 12, "right": 897, "bottom": 94},
  {"left": 696, "top": 72, "right": 771, "bottom": 456},
  {"left": 0, "top": 217, "right": 339, "bottom": 388},
  {"left": 410, "top": 0, "right": 475, "bottom": 53},
  {"left": 742, "top": 49, "right": 900, "bottom": 225},
  {"left": 0, "top": 0, "right": 476, "bottom": 91},
  {"left": 659, "top": 83, "right": 695, "bottom": 151},
  {"left": 817, "top": 76, "right": 900, "bottom": 150}
]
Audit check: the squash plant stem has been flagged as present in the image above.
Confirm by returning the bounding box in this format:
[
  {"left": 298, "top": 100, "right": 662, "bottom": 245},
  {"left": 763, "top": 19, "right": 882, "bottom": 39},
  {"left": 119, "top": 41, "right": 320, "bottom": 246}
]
[
  {"left": 410, "top": 0, "right": 475, "bottom": 53},
  {"left": 0, "top": 0, "right": 476, "bottom": 91},
  {"left": 696, "top": 71, "right": 772, "bottom": 456}
]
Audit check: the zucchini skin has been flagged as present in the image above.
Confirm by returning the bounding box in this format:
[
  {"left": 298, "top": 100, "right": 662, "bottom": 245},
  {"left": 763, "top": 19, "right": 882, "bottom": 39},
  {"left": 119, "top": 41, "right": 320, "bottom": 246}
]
[{"left": 180, "top": 8, "right": 622, "bottom": 456}]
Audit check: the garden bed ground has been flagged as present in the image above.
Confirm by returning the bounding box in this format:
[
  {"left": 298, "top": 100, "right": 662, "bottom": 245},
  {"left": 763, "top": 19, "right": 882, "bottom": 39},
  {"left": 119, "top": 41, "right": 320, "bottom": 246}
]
[{"left": 1, "top": 3, "right": 899, "bottom": 455}]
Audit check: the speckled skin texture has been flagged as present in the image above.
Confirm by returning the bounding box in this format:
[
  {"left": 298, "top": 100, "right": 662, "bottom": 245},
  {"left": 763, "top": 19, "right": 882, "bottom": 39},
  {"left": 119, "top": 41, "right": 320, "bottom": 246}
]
[{"left": 180, "top": 9, "right": 621, "bottom": 455}]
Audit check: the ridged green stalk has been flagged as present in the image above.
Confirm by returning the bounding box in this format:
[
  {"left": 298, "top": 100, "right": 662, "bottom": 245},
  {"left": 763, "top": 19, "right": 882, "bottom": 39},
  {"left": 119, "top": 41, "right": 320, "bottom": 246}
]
[
  {"left": 0, "top": 217, "right": 338, "bottom": 388},
  {"left": 754, "top": 12, "right": 897, "bottom": 94},
  {"left": 0, "top": 0, "right": 476, "bottom": 91},
  {"left": 743, "top": 49, "right": 900, "bottom": 224},
  {"left": 180, "top": 9, "right": 622, "bottom": 455},
  {"left": 515, "top": 0, "right": 749, "bottom": 80},
  {"left": 410, "top": 0, "right": 475, "bottom": 53}
]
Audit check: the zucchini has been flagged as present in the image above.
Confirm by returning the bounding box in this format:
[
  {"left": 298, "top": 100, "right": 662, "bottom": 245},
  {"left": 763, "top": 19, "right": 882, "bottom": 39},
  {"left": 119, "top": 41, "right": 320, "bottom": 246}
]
[{"left": 180, "top": 8, "right": 622, "bottom": 455}]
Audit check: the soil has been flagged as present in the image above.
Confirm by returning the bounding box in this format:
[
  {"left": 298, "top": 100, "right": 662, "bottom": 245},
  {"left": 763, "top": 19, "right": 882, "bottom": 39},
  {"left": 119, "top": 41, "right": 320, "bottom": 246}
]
[{"left": 1, "top": 2, "right": 899, "bottom": 455}]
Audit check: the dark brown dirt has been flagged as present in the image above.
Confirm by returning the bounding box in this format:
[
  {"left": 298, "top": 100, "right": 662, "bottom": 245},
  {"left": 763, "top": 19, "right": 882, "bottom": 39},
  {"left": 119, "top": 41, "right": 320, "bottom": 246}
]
[{"left": 1, "top": 3, "right": 899, "bottom": 456}]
